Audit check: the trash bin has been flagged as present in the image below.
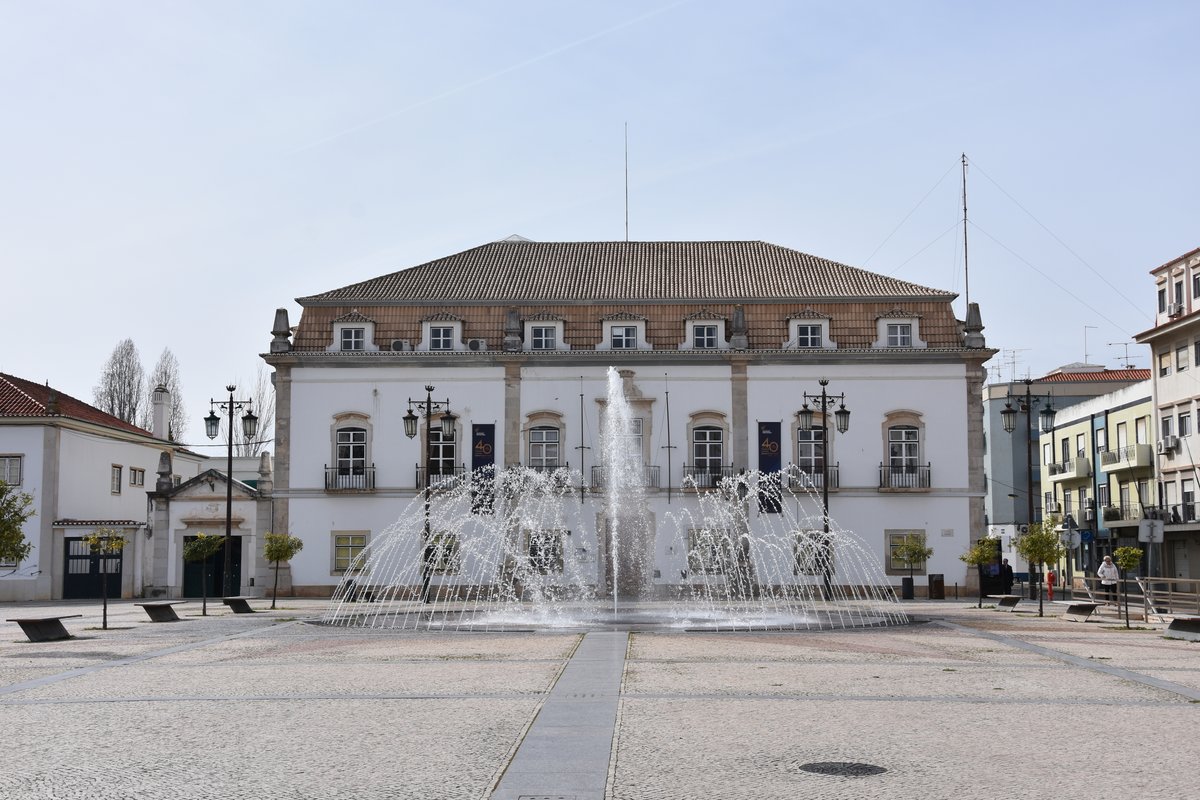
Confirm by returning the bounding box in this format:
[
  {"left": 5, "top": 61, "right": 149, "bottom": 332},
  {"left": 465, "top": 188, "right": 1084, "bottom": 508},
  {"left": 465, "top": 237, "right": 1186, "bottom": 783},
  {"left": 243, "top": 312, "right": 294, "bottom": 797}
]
[{"left": 927, "top": 574, "right": 945, "bottom": 600}]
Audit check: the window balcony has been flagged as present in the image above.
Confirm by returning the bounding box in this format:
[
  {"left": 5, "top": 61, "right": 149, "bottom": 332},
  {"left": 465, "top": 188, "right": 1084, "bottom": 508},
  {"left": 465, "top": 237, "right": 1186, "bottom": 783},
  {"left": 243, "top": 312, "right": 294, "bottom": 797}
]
[
  {"left": 1104, "top": 503, "right": 1146, "bottom": 527},
  {"left": 1099, "top": 444, "right": 1154, "bottom": 473},
  {"left": 878, "top": 463, "right": 931, "bottom": 490},
  {"left": 682, "top": 464, "right": 737, "bottom": 489},
  {"left": 783, "top": 464, "right": 839, "bottom": 491},
  {"left": 1047, "top": 457, "right": 1091, "bottom": 482},
  {"left": 590, "top": 465, "right": 661, "bottom": 490},
  {"left": 1162, "top": 503, "right": 1199, "bottom": 525},
  {"left": 416, "top": 465, "right": 467, "bottom": 490},
  {"left": 325, "top": 465, "right": 376, "bottom": 492}
]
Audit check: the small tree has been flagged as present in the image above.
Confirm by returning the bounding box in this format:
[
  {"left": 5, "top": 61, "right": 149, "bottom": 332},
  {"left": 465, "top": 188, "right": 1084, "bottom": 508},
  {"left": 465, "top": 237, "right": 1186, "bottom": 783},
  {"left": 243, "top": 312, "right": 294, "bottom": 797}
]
[
  {"left": 893, "top": 534, "right": 934, "bottom": 599},
  {"left": 83, "top": 528, "right": 126, "bottom": 630},
  {"left": 1112, "top": 546, "right": 1144, "bottom": 629},
  {"left": 1014, "top": 520, "right": 1066, "bottom": 617},
  {"left": 263, "top": 532, "right": 304, "bottom": 609},
  {"left": 183, "top": 533, "right": 226, "bottom": 616},
  {"left": 959, "top": 534, "right": 999, "bottom": 608},
  {"left": 1, "top": 480, "right": 36, "bottom": 571}
]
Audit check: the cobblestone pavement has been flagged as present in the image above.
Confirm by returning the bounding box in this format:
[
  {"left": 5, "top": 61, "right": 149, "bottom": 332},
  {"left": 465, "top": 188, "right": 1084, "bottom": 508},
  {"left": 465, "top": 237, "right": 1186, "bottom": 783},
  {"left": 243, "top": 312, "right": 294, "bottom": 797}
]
[{"left": 1, "top": 598, "right": 1197, "bottom": 799}]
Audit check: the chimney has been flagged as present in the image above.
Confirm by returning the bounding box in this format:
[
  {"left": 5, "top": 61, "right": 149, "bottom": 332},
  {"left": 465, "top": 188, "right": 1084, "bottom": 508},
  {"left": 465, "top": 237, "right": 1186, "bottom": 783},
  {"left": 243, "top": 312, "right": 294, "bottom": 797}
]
[
  {"left": 151, "top": 385, "right": 171, "bottom": 439},
  {"left": 271, "top": 308, "right": 293, "bottom": 353}
]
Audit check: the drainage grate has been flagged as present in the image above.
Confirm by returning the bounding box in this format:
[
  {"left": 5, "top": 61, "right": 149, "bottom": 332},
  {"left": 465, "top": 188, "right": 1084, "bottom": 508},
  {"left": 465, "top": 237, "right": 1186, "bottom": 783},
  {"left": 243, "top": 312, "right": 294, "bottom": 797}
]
[{"left": 799, "top": 761, "right": 887, "bottom": 777}]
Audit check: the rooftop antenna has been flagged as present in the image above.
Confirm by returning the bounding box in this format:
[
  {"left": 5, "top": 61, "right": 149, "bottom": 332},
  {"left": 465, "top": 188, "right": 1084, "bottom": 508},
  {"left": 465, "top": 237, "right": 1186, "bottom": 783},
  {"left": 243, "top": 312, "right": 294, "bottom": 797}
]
[
  {"left": 1083, "top": 325, "right": 1098, "bottom": 365},
  {"left": 624, "top": 122, "right": 629, "bottom": 242},
  {"left": 961, "top": 153, "right": 970, "bottom": 312},
  {"left": 1002, "top": 348, "right": 1030, "bottom": 383},
  {"left": 1108, "top": 341, "right": 1138, "bottom": 369}
]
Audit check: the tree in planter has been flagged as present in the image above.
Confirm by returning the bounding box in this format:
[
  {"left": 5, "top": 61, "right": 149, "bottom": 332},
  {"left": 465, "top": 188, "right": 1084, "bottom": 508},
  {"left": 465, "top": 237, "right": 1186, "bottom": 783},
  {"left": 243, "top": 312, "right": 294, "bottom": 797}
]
[
  {"left": 893, "top": 534, "right": 933, "bottom": 599},
  {"left": 959, "top": 534, "right": 1000, "bottom": 608},
  {"left": 1013, "top": 519, "right": 1065, "bottom": 617},
  {"left": 83, "top": 528, "right": 126, "bottom": 630},
  {"left": 263, "top": 532, "right": 304, "bottom": 609},
  {"left": 1112, "top": 546, "right": 1145, "bottom": 629},
  {"left": 1, "top": 480, "right": 36, "bottom": 572},
  {"left": 183, "top": 533, "right": 226, "bottom": 616}
]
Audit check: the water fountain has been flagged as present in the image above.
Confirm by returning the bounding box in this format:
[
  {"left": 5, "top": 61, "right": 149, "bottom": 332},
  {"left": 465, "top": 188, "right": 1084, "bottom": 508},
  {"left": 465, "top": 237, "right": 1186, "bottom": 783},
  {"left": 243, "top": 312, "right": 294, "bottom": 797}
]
[{"left": 321, "top": 368, "right": 909, "bottom": 630}]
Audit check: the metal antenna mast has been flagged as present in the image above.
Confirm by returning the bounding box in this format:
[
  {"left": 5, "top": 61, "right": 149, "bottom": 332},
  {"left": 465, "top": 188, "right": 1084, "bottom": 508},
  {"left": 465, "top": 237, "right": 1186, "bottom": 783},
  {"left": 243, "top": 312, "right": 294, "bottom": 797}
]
[
  {"left": 961, "top": 153, "right": 970, "bottom": 311},
  {"left": 1108, "top": 341, "right": 1138, "bottom": 369},
  {"left": 624, "top": 122, "right": 629, "bottom": 242},
  {"left": 1084, "top": 325, "right": 1098, "bottom": 365}
]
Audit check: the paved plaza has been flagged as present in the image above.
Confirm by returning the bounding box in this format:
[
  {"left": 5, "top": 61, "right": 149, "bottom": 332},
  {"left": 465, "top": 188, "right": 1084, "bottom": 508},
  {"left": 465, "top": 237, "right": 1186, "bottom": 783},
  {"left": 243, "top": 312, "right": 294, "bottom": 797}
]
[{"left": 1, "top": 597, "right": 1197, "bottom": 799}]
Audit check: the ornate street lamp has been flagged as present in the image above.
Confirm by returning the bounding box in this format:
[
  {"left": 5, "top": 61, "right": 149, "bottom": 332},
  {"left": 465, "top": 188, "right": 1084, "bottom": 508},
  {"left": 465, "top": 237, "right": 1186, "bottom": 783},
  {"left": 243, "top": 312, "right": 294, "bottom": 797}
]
[
  {"left": 1002, "top": 378, "right": 1055, "bottom": 598},
  {"left": 404, "top": 384, "right": 454, "bottom": 603},
  {"left": 204, "top": 384, "right": 258, "bottom": 597},
  {"left": 797, "top": 378, "right": 850, "bottom": 601}
]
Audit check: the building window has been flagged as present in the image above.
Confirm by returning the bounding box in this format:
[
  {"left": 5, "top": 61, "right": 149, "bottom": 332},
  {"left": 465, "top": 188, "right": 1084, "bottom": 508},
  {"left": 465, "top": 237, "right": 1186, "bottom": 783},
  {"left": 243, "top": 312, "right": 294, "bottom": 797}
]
[
  {"left": 796, "top": 428, "right": 825, "bottom": 479},
  {"left": 430, "top": 326, "right": 454, "bottom": 351},
  {"left": 336, "top": 427, "right": 367, "bottom": 477},
  {"left": 687, "top": 528, "right": 732, "bottom": 575},
  {"left": 428, "top": 427, "right": 457, "bottom": 478},
  {"left": 886, "top": 323, "right": 912, "bottom": 347},
  {"left": 1183, "top": 479, "right": 1196, "bottom": 522},
  {"left": 611, "top": 326, "right": 638, "bottom": 349},
  {"left": 1175, "top": 280, "right": 1184, "bottom": 304},
  {"left": 333, "top": 532, "right": 368, "bottom": 573},
  {"left": 888, "top": 426, "right": 919, "bottom": 470},
  {"left": 1098, "top": 483, "right": 1110, "bottom": 508},
  {"left": 130, "top": 468, "right": 145, "bottom": 487},
  {"left": 693, "top": 324, "right": 718, "bottom": 349},
  {"left": 0, "top": 455, "right": 22, "bottom": 486},
  {"left": 1162, "top": 416, "right": 1173, "bottom": 438},
  {"left": 528, "top": 426, "right": 560, "bottom": 469},
  {"left": 340, "top": 327, "right": 365, "bottom": 351},
  {"left": 1075, "top": 433, "right": 1086, "bottom": 456},
  {"left": 1158, "top": 287, "right": 1167, "bottom": 313},
  {"left": 886, "top": 531, "right": 928, "bottom": 574},
  {"left": 531, "top": 326, "right": 556, "bottom": 350},
  {"left": 1159, "top": 352, "right": 1171, "bottom": 377},
  {"left": 1178, "top": 345, "right": 1190, "bottom": 372},
  {"left": 111, "top": 465, "right": 122, "bottom": 494},
  {"left": 1096, "top": 428, "right": 1107, "bottom": 453},
  {"left": 795, "top": 324, "right": 823, "bottom": 348},
  {"left": 527, "top": 529, "right": 565, "bottom": 574},
  {"left": 429, "top": 532, "right": 460, "bottom": 575},
  {"left": 693, "top": 426, "right": 724, "bottom": 473},
  {"left": 1180, "top": 411, "right": 1192, "bottom": 438},
  {"left": 1193, "top": 273, "right": 1200, "bottom": 299},
  {"left": 793, "top": 530, "right": 830, "bottom": 575}
]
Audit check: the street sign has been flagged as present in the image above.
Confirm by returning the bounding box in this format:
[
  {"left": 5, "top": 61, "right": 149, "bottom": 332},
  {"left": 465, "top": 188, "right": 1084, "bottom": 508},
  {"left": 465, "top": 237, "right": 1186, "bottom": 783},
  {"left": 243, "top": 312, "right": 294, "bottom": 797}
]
[
  {"left": 1080, "top": 530, "right": 1094, "bottom": 543},
  {"left": 1061, "top": 530, "right": 1081, "bottom": 548},
  {"left": 1138, "top": 519, "right": 1165, "bottom": 543}
]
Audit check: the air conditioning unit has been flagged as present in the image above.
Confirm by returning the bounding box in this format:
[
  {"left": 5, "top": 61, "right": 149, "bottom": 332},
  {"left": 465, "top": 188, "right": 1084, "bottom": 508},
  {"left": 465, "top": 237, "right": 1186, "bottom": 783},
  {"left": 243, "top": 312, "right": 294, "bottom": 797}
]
[
  {"left": 390, "top": 339, "right": 412, "bottom": 352},
  {"left": 1083, "top": 507, "right": 1095, "bottom": 522},
  {"left": 1168, "top": 302, "right": 1183, "bottom": 317},
  {"left": 1158, "top": 436, "right": 1180, "bottom": 454},
  {"left": 1157, "top": 440, "right": 1167, "bottom": 454},
  {"left": 467, "top": 338, "right": 488, "bottom": 352}
]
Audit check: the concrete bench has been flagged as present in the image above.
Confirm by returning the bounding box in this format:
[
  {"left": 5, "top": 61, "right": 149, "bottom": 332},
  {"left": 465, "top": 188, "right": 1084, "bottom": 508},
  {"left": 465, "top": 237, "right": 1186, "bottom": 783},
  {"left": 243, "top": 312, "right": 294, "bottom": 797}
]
[
  {"left": 7, "top": 614, "right": 83, "bottom": 642},
  {"left": 1165, "top": 615, "right": 1200, "bottom": 642},
  {"left": 134, "top": 601, "right": 186, "bottom": 622},
  {"left": 221, "top": 596, "right": 257, "bottom": 614},
  {"left": 985, "top": 595, "right": 1022, "bottom": 611},
  {"left": 1053, "top": 600, "right": 1104, "bottom": 622}
]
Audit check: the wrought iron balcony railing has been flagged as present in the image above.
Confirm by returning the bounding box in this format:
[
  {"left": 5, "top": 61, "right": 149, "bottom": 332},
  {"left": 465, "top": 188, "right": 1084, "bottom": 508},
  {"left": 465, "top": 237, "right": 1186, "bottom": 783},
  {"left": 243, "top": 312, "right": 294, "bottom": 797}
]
[
  {"left": 878, "top": 463, "right": 931, "bottom": 489},
  {"left": 590, "top": 464, "right": 661, "bottom": 489},
  {"left": 325, "top": 465, "right": 376, "bottom": 491}
]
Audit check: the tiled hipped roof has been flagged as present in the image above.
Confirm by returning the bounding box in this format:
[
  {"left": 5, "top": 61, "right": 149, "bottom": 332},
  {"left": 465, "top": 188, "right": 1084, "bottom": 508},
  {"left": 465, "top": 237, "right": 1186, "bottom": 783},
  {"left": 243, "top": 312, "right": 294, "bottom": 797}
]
[
  {"left": 0, "top": 372, "right": 154, "bottom": 436},
  {"left": 298, "top": 241, "right": 953, "bottom": 304},
  {"left": 1039, "top": 369, "right": 1151, "bottom": 383}
]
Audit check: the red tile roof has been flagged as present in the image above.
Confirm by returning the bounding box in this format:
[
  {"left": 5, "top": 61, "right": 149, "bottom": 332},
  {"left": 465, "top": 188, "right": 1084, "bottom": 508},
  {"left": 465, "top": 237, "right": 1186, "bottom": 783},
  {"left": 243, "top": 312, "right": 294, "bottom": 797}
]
[
  {"left": 1038, "top": 369, "right": 1150, "bottom": 383},
  {"left": 0, "top": 372, "right": 155, "bottom": 437}
]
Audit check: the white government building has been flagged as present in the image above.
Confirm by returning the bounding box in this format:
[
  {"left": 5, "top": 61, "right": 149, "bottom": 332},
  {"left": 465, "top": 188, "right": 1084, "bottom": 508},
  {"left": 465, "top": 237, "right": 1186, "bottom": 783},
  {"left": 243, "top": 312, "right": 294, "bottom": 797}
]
[{"left": 261, "top": 238, "right": 995, "bottom": 599}]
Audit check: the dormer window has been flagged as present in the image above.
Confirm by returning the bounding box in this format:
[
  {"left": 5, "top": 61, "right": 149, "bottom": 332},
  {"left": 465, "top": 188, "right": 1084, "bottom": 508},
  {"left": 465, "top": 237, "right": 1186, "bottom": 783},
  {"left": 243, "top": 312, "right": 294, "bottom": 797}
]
[
  {"left": 419, "top": 315, "right": 464, "bottom": 352},
  {"left": 680, "top": 313, "right": 728, "bottom": 351},
  {"left": 796, "top": 324, "right": 822, "bottom": 348},
  {"left": 693, "top": 325, "right": 718, "bottom": 348},
  {"left": 873, "top": 311, "right": 926, "bottom": 349},
  {"left": 532, "top": 326, "right": 556, "bottom": 350},
  {"left": 598, "top": 314, "right": 649, "bottom": 351},
  {"left": 328, "top": 311, "right": 379, "bottom": 353},
  {"left": 522, "top": 314, "right": 568, "bottom": 352},
  {"left": 784, "top": 313, "right": 835, "bottom": 350},
  {"left": 612, "top": 326, "right": 637, "bottom": 349}
]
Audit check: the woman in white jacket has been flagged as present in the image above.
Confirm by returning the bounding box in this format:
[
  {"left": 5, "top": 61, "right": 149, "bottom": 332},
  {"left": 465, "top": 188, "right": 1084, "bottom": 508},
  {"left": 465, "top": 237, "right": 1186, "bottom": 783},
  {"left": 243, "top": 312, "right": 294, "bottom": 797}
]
[{"left": 1097, "top": 555, "right": 1120, "bottom": 603}]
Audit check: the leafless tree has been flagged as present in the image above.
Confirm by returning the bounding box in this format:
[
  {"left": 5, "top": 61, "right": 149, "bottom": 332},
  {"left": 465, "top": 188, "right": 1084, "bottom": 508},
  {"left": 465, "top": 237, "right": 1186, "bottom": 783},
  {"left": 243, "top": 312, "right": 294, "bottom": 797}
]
[
  {"left": 221, "top": 366, "right": 275, "bottom": 457},
  {"left": 93, "top": 338, "right": 144, "bottom": 424},
  {"left": 139, "top": 348, "right": 187, "bottom": 442}
]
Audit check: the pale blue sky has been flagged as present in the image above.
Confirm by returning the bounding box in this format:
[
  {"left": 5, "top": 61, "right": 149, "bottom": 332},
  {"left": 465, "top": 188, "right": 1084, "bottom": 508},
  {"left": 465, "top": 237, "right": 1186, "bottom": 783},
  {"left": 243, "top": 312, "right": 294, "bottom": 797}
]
[{"left": 2, "top": 1, "right": 1196, "bottom": 449}]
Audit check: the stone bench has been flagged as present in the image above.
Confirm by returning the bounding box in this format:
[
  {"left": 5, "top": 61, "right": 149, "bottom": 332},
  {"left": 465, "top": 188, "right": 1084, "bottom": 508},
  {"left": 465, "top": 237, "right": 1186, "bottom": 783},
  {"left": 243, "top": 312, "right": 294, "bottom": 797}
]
[
  {"left": 134, "top": 601, "right": 186, "bottom": 622},
  {"left": 1053, "top": 600, "right": 1104, "bottom": 622},
  {"left": 6, "top": 614, "right": 83, "bottom": 642},
  {"left": 222, "top": 596, "right": 257, "bottom": 614},
  {"left": 985, "top": 595, "right": 1023, "bottom": 611},
  {"left": 1165, "top": 615, "right": 1200, "bottom": 642}
]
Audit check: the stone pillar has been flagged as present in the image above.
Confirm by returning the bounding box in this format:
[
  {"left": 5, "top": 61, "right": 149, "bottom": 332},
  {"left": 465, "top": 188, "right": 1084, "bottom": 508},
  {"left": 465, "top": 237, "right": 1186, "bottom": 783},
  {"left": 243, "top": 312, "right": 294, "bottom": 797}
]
[
  {"left": 730, "top": 358, "right": 749, "bottom": 471},
  {"left": 272, "top": 365, "right": 292, "bottom": 543},
  {"left": 503, "top": 359, "right": 522, "bottom": 465}
]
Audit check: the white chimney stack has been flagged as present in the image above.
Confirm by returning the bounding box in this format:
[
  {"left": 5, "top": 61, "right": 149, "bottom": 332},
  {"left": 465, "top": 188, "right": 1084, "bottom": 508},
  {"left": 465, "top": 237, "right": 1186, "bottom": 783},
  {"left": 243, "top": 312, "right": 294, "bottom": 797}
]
[{"left": 151, "top": 385, "right": 171, "bottom": 439}]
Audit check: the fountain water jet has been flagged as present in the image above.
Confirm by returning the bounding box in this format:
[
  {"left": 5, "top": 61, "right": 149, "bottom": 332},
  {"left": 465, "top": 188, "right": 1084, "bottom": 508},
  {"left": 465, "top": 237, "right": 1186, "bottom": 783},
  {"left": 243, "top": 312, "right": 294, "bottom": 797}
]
[{"left": 321, "top": 368, "right": 908, "bottom": 631}]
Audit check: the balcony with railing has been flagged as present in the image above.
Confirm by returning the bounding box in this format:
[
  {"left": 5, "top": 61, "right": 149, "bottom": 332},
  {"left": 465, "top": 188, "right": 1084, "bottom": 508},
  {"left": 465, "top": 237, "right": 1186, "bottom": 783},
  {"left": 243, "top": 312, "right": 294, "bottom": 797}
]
[
  {"left": 415, "top": 465, "right": 467, "bottom": 490},
  {"left": 1103, "top": 502, "right": 1147, "bottom": 526},
  {"left": 783, "top": 464, "right": 839, "bottom": 491},
  {"left": 325, "top": 465, "right": 376, "bottom": 492},
  {"left": 878, "top": 463, "right": 931, "bottom": 490},
  {"left": 1099, "top": 444, "right": 1154, "bottom": 473},
  {"left": 590, "top": 465, "right": 661, "bottom": 490},
  {"left": 1047, "top": 456, "right": 1091, "bottom": 482},
  {"left": 1162, "top": 503, "right": 1200, "bottom": 525},
  {"left": 682, "top": 464, "right": 738, "bottom": 489}
]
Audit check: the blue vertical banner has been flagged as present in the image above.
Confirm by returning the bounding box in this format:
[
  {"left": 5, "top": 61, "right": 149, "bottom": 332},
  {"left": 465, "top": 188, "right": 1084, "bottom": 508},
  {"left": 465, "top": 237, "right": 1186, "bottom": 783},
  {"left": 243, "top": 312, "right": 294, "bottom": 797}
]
[
  {"left": 758, "top": 421, "right": 782, "bottom": 513},
  {"left": 471, "top": 424, "right": 495, "bottom": 514}
]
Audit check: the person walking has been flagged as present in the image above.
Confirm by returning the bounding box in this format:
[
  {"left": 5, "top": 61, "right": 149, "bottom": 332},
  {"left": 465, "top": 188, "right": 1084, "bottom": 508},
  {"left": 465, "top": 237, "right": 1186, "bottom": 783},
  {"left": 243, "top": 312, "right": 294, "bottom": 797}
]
[
  {"left": 1001, "top": 558, "right": 1014, "bottom": 594},
  {"left": 1097, "top": 555, "right": 1120, "bottom": 603}
]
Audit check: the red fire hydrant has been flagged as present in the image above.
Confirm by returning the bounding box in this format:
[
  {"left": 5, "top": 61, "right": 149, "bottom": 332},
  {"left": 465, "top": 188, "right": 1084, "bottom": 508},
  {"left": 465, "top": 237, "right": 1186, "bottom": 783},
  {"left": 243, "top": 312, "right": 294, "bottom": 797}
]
[{"left": 1046, "top": 569, "right": 1057, "bottom": 602}]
